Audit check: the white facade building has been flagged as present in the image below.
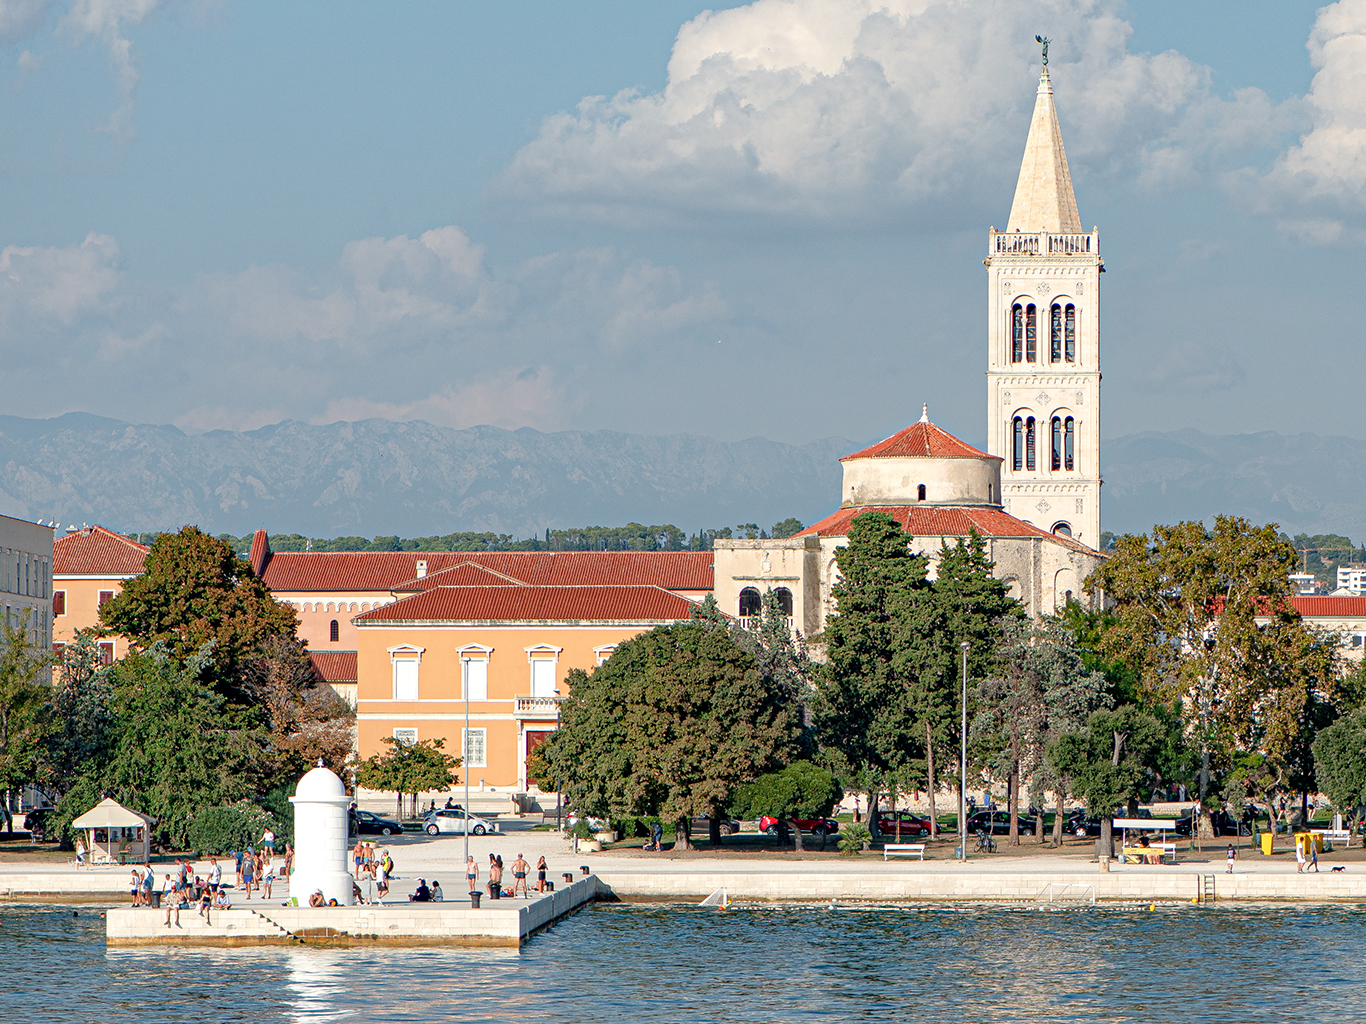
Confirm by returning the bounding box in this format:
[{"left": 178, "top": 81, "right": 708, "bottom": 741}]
[
  {"left": 1336, "top": 566, "right": 1366, "bottom": 596},
  {"left": 0, "top": 513, "right": 54, "bottom": 657},
  {"left": 984, "top": 66, "right": 1102, "bottom": 548}
]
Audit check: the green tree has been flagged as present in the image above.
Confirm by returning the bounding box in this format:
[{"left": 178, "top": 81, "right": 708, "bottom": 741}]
[
  {"left": 974, "top": 617, "right": 1109, "bottom": 846},
  {"left": 1089, "top": 516, "right": 1337, "bottom": 827},
  {"left": 1312, "top": 710, "right": 1366, "bottom": 832},
  {"left": 729, "top": 760, "right": 842, "bottom": 851},
  {"left": 813, "top": 512, "right": 930, "bottom": 835},
  {"left": 534, "top": 612, "right": 802, "bottom": 849},
  {"left": 0, "top": 612, "right": 53, "bottom": 835},
  {"left": 99, "top": 526, "right": 299, "bottom": 701},
  {"left": 1046, "top": 705, "right": 1168, "bottom": 856},
  {"left": 356, "top": 736, "right": 461, "bottom": 819},
  {"left": 242, "top": 636, "right": 355, "bottom": 779},
  {"left": 43, "top": 629, "right": 114, "bottom": 798},
  {"left": 771, "top": 518, "right": 805, "bottom": 539}
]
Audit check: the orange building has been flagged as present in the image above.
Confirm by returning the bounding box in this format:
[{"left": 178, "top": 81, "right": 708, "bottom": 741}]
[
  {"left": 352, "top": 583, "right": 700, "bottom": 796},
  {"left": 51, "top": 526, "right": 148, "bottom": 664}
]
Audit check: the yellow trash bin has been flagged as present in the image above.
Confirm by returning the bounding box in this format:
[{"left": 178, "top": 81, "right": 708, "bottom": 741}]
[{"left": 1260, "top": 832, "right": 1273, "bottom": 856}]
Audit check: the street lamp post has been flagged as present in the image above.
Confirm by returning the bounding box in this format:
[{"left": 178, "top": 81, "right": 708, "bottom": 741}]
[
  {"left": 959, "top": 640, "right": 970, "bottom": 862},
  {"left": 554, "top": 690, "right": 562, "bottom": 832},
  {"left": 462, "top": 657, "right": 471, "bottom": 870}
]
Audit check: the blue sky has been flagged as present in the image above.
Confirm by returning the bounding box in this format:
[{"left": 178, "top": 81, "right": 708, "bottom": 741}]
[{"left": 0, "top": 0, "right": 1356, "bottom": 452}]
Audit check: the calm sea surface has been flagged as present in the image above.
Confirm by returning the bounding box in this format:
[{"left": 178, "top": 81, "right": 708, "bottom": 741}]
[{"left": 10, "top": 901, "right": 1366, "bottom": 1022}]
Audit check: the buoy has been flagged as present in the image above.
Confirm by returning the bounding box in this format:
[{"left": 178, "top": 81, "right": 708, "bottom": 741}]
[{"left": 1148, "top": 904, "right": 1155, "bottom": 912}]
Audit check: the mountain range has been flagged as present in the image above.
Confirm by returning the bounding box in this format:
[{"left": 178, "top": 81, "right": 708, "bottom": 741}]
[{"left": 1, "top": 413, "right": 1362, "bottom": 542}]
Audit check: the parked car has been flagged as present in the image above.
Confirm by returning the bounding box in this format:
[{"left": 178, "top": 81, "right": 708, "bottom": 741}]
[
  {"left": 1173, "top": 810, "right": 1250, "bottom": 837},
  {"left": 424, "top": 808, "right": 501, "bottom": 836},
  {"left": 350, "top": 809, "right": 404, "bottom": 837},
  {"left": 1064, "top": 813, "right": 1103, "bottom": 838},
  {"left": 688, "top": 816, "right": 742, "bottom": 836},
  {"left": 966, "top": 810, "right": 1037, "bottom": 836},
  {"left": 876, "top": 811, "right": 934, "bottom": 837},
  {"left": 758, "top": 815, "right": 840, "bottom": 838}
]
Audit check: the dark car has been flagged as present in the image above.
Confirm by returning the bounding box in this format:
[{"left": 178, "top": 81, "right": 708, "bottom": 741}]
[
  {"left": 758, "top": 815, "right": 840, "bottom": 838},
  {"left": 689, "top": 816, "right": 742, "bottom": 836},
  {"left": 967, "top": 810, "right": 1037, "bottom": 836},
  {"left": 1173, "top": 810, "right": 1250, "bottom": 837},
  {"left": 350, "top": 809, "right": 403, "bottom": 837},
  {"left": 1064, "top": 811, "right": 1103, "bottom": 837},
  {"left": 876, "top": 812, "right": 934, "bottom": 838}
]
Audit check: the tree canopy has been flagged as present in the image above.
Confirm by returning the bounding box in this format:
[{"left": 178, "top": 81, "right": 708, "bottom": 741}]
[
  {"left": 356, "top": 736, "right": 461, "bottom": 818},
  {"left": 100, "top": 525, "right": 299, "bottom": 700}
]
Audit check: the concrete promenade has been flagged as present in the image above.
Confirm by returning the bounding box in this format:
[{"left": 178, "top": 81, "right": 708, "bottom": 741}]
[{"left": 104, "top": 875, "right": 601, "bottom": 947}]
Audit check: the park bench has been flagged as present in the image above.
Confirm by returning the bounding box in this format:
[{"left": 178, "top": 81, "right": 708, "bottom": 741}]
[
  {"left": 1313, "top": 829, "right": 1352, "bottom": 850},
  {"left": 883, "top": 843, "right": 926, "bottom": 861},
  {"left": 1122, "top": 843, "right": 1176, "bottom": 864}
]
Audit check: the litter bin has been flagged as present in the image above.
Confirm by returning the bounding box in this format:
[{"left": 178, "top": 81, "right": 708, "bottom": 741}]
[
  {"left": 150, "top": 891, "right": 162, "bottom": 909},
  {"left": 1260, "top": 832, "right": 1274, "bottom": 856}
]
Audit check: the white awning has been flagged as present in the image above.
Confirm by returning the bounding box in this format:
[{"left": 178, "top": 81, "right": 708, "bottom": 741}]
[{"left": 71, "top": 797, "right": 152, "bottom": 829}]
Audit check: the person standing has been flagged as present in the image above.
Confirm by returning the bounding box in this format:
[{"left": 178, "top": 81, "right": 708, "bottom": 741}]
[
  {"left": 488, "top": 854, "right": 503, "bottom": 899},
  {"left": 242, "top": 850, "right": 256, "bottom": 898},
  {"left": 232, "top": 848, "right": 243, "bottom": 877},
  {"left": 466, "top": 855, "right": 478, "bottom": 896},
  {"left": 1295, "top": 836, "right": 1306, "bottom": 873},
  {"left": 511, "top": 854, "right": 530, "bottom": 898},
  {"left": 284, "top": 842, "right": 294, "bottom": 877},
  {"left": 75, "top": 837, "right": 87, "bottom": 867},
  {"left": 208, "top": 856, "right": 222, "bottom": 896},
  {"left": 1226, "top": 844, "right": 1236, "bottom": 874},
  {"left": 262, "top": 828, "right": 275, "bottom": 858},
  {"left": 376, "top": 858, "right": 390, "bottom": 903},
  {"left": 1311, "top": 842, "right": 1320, "bottom": 873},
  {"left": 263, "top": 861, "right": 276, "bottom": 899},
  {"left": 536, "top": 856, "right": 548, "bottom": 894},
  {"left": 129, "top": 869, "right": 142, "bottom": 906}
]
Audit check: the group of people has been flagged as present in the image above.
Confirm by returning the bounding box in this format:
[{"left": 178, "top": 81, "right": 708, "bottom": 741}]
[
  {"left": 229, "top": 844, "right": 287, "bottom": 900},
  {"left": 464, "top": 853, "right": 546, "bottom": 899},
  {"left": 146, "top": 856, "right": 235, "bottom": 927},
  {"left": 1295, "top": 836, "right": 1321, "bottom": 873}
]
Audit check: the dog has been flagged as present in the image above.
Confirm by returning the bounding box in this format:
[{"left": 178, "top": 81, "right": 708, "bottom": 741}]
[{"left": 1331, "top": 865, "right": 1346, "bottom": 872}]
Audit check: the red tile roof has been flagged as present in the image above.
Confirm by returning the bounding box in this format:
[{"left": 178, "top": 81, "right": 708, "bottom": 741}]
[
  {"left": 393, "top": 562, "right": 527, "bottom": 591},
  {"left": 797, "top": 504, "right": 1098, "bottom": 554},
  {"left": 354, "top": 585, "right": 700, "bottom": 623},
  {"left": 309, "top": 650, "right": 358, "bottom": 683},
  {"left": 841, "top": 420, "right": 999, "bottom": 462},
  {"left": 262, "top": 551, "right": 715, "bottom": 594},
  {"left": 1291, "top": 596, "right": 1366, "bottom": 617},
  {"left": 53, "top": 526, "right": 148, "bottom": 576}
]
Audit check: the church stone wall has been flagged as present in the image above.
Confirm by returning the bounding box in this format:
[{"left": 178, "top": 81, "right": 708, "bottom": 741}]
[
  {"left": 841, "top": 455, "right": 1001, "bottom": 508},
  {"left": 712, "top": 536, "right": 822, "bottom": 637}
]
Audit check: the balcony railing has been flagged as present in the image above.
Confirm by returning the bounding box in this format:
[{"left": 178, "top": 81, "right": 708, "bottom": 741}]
[
  {"left": 514, "top": 696, "right": 564, "bottom": 719},
  {"left": 991, "top": 230, "right": 1097, "bottom": 256},
  {"left": 738, "top": 615, "right": 794, "bottom": 632}
]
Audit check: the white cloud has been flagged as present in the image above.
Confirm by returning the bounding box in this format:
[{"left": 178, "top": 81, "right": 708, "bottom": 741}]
[
  {"left": 0, "top": 231, "right": 122, "bottom": 323},
  {"left": 1249, "top": 0, "right": 1366, "bottom": 242},
  {"left": 313, "top": 367, "right": 570, "bottom": 432},
  {"left": 498, "top": 0, "right": 1289, "bottom": 224},
  {"left": 57, "top": 0, "right": 161, "bottom": 142},
  {"left": 0, "top": 1, "right": 54, "bottom": 44},
  {"left": 17, "top": 48, "right": 42, "bottom": 68}
]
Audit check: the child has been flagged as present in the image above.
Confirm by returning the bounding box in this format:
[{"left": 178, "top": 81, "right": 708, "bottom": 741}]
[
  {"left": 262, "top": 863, "right": 276, "bottom": 899},
  {"left": 1226, "top": 843, "right": 1236, "bottom": 874}
]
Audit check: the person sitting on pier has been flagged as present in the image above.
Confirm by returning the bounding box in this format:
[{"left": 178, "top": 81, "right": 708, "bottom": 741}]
[
  {"left": 214, "top": 888, "right": 232, "bottom": 910},
  {"left": 163, "top": 879, "right": 187, "bottom": 927},
  {"left": 410, "top": 879, "right": 432, "bottom": 902},
  {"left": 197, "top": 885, "right": 213, "bottom": 917},
  {"left": 308, "top": 890, "right": 327, "bottom": 908},
  {"left": 431, "top": 880, "right": 443, "bottom": 901}
]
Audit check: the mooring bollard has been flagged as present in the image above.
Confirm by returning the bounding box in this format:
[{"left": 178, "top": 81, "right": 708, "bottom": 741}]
[
  {"left": 470, "top": 891, "right": 482, "bottom": 909},
  {"left": 580, "top": 865, "right": 590, "bottom": 876}
]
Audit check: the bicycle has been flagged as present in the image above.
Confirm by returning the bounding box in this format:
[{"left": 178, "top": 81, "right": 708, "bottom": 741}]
[{"left": 975, "top": 829, "right": 997, "bottom": 854}]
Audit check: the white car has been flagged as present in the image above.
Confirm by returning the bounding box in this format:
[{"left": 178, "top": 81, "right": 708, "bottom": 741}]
[{"left": 423, "top": 808, "right": 500, "bottom": 836}]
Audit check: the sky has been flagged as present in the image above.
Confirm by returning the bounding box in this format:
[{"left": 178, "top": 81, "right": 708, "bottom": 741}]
[{"left": 0, "top": 0, "right": 1359, "bottom": 452}]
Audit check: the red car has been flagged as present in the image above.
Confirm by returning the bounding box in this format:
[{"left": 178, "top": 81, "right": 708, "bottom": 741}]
[
  {"left": 876, "top": 812, "right": 933, "bottom": 837},
  {"left": 759, "top": 815, "right": 840, "bottom": 838}
]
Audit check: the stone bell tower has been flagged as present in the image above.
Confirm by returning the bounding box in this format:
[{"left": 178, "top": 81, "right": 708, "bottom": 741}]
[{"left": 984, "top": 59, "right": 1102, "bottom": 548}]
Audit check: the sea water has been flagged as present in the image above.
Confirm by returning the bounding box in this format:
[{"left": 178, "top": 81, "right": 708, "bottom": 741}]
[{"left": 9, "top": 901, "right": 1365, "bottom": 1022}]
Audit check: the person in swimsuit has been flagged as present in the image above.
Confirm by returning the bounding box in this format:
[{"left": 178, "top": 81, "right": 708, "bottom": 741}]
[
  {"left": 488, "top": 854, "right": 503, "bottom": 898},
  {"left": 466, "top": 855, "right": 478, "bottom": 896},
  {"left": 511, "top": 854, "right": 530, "bottom": 897},
  {"left": 536, "top": 856, "right": 548, "bottom": 893}
]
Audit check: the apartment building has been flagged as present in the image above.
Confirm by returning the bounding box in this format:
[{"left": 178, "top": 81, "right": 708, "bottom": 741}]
[
  {"left": 0, "top": 514, "right": 54, "bottom": 658},
  {"left": 51, "top": 526, "right": 149, "bottom": 664}
]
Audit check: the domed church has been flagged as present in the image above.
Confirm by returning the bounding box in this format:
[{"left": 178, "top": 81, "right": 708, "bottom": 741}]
[{"left": 713, "top": 58, "right": 1105, "bottom": 631}]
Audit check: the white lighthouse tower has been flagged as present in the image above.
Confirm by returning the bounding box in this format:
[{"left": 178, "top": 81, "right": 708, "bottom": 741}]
[{"left": 288, "top": 763, "right": 354, "bottom": 906}]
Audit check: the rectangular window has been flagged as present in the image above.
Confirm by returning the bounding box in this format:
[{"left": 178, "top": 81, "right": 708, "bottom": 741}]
[
  {"left": 594, "top": 646, "right": 617, "bottom": 666},
  {"left": 98, "top": 642, "right": 115, "bottom": 667},
  {"left": 98, "top": 590, "right": 115, "bottom": 607},
  {"left": 393, "top": 659, "right": 419, "bottom": 700},
  {"left": 53, "top": 642, "right": 66, "bottom": 657},
  {"left": 463, "top": 658, "right": 488, "bottom": 701},
  {"left": 52, "top": 591, "right": 66, "bottom": 616},
  {"left": 392, "top": 728, "right": 418, "bottom": 746},
  {"left": 463, "top": 728, "right": 487, "bottom": 768},
  {"left": 530, "top": 659, "right": 557, "bottom": 698}
]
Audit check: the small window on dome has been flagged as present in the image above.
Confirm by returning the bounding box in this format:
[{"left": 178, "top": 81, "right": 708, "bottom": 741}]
[
  {"left": 1051, "top": 522, "right": 1073, "bottom": 538},
  {"left": 917, "top": 484, "right": 926, "bottom": 501}
]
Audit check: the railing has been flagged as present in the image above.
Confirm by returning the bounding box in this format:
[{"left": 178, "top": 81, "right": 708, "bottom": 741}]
[
  {"left": 513, "top": 696, "right": 565, "bottom": 718},
  {"left": 738, "top": 616, "right": 794, "bottom": 632},
  {"left": 991, "top": 231, "right": 1096, "bottom": 256}
]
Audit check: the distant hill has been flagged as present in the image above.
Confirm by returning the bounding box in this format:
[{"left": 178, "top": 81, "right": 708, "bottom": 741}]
[
  {"left": 1102, "top": 428, "right": 1366, "bottom": 539},
  {"left": 0, "top": 413, "right": 852, "bottom": 537},
  {"left": 3, "top": 414, "right": 1362, "bottom": 543}
]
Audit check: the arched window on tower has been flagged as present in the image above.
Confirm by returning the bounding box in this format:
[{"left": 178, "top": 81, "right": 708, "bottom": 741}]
[
  {"left": 329, "top": 619, "right": 339, "bottom": 643},
  {"left": 1025, "top": 417, "right": 1037, "bottom": 470},
  {"left": 1065, "top": 304, "right": 1076, "bottom": 362},
  {"left": 773, "top": 587, "right": 794, "bottom": 617},
  {"left": 1051, "top": 417, "right": 1062, "bottom": 471},
  {"left": 917, "top": 483, "right": 926, "bottom": 501},
  {"left": 1025, "top": 304, "right": 1037, "bottom": 362},
  {"left": 1051, "top": 303, "right": 1062, "bottom": 362},
  {"left": 1011, "top": 304, "right": 1023, "bottom": 363},
  {"left": 1012, "top": 417, "right": 1024, "bottom": 471},
  {"left": 1064, "top": 417, "right": 1075, "bottom": 470},
  {"left": 739, "top": 587, "right": 762, "bottom": 618}
]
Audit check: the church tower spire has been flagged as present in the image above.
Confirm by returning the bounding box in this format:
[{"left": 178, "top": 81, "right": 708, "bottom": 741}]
[
  {"left": 1006, "top": 69, "right": 1082, "bottom": 234},
  {"left": 984, "top": 57, "right": 1102, "bottom": 549}
]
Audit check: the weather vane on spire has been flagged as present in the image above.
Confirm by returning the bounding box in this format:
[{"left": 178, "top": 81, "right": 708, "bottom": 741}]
[{"left": 1035, "top": 35, "right": 1050, "bottom": 67}]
